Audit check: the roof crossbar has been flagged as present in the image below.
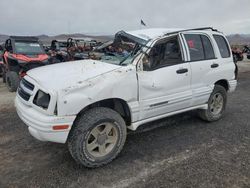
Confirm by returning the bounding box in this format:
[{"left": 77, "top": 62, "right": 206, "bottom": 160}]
[{"left": 9, "top": 36, "right": 39, "bottom": 41}]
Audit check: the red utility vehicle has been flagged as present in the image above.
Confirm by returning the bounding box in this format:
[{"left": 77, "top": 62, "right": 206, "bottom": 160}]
[{"left": 2, "top": 36, "right": 49, "bottom": 92}]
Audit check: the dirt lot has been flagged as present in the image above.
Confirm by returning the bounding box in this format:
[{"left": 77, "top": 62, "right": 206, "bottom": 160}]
[{"left": 0, "top": 60, "right": 250, "bottom": 188}]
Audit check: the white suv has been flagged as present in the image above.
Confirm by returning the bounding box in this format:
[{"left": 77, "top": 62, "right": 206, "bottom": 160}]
[{"left": 15, "top": 27, "right": 237, "bottom": 167}]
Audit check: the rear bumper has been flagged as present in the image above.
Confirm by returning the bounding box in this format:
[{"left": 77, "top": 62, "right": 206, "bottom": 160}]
[
  {"left": 228, "top": 79, "right": 237, "bottom": 93},
  {"left": 15, "top": 95, "right": 76, "bottom": 143}
]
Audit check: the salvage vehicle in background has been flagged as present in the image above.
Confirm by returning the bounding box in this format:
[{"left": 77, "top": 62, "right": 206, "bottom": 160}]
[
  {"left": 0, "top": 56, "right": 3, "bottom": 77},
  {"left": 0, "top": 44, "right": 4, "bottom": 77},
  {"left": 2, "top": 36, "right": 49, "bottom": 92},
  {"left": 67, "top": 38, "right": 99, "bottom": 60},
  {"left": 46, "top": 38, "right": 101, "bottom": 63},
  {"left": 15, "top": 27, "right": 237, "bottom": 168},
  {"left": 243, "top": 45, "right": 250, "bottom": 59},
  {"left": 47, "top": 40, "right": 70, "bottom": 63},
  {"left": 231, "top": 46, "right": 244, "bottom": 62}
]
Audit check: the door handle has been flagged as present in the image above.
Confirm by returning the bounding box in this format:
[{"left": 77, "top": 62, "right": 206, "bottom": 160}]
[
  {"left": 211, "top": 63, "right": 219, "bottom": 68},
  {"left": 176, "top": 68, "right": 188, "bottom": 74}
]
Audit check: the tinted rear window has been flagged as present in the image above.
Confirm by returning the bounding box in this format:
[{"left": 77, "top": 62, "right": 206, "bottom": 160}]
[
  {"left": 184, "top": 34, "right": 205, "bottom": 61},
  {"left": 201, "top": 35, "right": 215, "bottom": 59},
  {"left": 213, "top": 35, "right": 230, "bottom": 58}
]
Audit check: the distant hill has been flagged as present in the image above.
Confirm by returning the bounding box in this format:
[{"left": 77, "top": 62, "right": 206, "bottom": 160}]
[
  {"left": 227, "top": 34, "right": 250, "bottom": 45},
  {"left": 0, "top": 34, "right": 9, "bottom": 44}
]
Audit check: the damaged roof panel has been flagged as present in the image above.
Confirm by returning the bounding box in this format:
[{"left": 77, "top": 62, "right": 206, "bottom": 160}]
[{"left": 126, "top": 28, "right": 184, "bottom": 41}]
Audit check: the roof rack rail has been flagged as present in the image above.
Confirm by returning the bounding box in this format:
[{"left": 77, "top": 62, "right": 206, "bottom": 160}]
[
  {"left": 188, "top": 27, "right": 218, "bottom": 32},
  {"left": 164, "top": 27, "right": 219, "bottom": 36},
  {"left": 9, "top": 36, "right": 39, "bottom": 41}
]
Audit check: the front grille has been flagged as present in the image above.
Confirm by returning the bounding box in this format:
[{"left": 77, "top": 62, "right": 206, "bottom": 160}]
[
  {"left": 18, "top": 78, "right": 34, "bottom": 101},
  {"left": 22, "top": 78, "right": 34, "bottom": 90},
  {"left": 18, "top": 87, "right": 30, "bottom": 101}
]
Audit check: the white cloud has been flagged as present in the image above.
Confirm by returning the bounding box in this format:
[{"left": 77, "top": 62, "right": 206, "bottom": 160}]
[{"left": 0, "top": 0, "right": 249, "bottom": 35}]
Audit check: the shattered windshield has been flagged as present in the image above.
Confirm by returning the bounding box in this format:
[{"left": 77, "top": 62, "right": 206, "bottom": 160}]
[
  {"left": 91, "top": 32, "right": 144, "bottom": 66},
  {"left": 14, "top": 41, "right": 45, "bottom": 55}
]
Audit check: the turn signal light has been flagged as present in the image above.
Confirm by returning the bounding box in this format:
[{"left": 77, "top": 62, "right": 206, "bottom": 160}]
[{"left": 52, "top": 125, "right": 69, "bottom": 130}]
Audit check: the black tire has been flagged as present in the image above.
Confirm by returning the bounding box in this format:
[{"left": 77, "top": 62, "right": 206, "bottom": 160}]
[
  {"left": 233, "top": 54, "right": 238, "bottom": 63},
  {"left": 68, "top": 107, "right": 127, "bottom": 168},
  {"left": 2, "top": 70, "right": 6, "bottom": 83},
  {"left": 237, "top": 55, "right": 243, "bottom": 61},
  {"left": 0, "top": 66, "right": 6, "bottom": 83},
  {"left": 6, "top": 71, "right": 19, "bottom": 92},
  {"left": 198, "top": 85, "right": 227, "bottom": 122}
]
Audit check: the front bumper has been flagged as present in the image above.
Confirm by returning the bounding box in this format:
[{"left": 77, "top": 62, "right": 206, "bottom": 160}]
[{"left": 15, "top": 96, "right": 76, "bottom": 143}]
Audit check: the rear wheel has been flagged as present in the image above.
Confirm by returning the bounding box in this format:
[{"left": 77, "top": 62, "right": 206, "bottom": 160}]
[
  {"left": 198, "top": 85, "right": 227, "bottom": 122},
  {"left": 68, "top": 107, "right": 127, "bottom": 168},
  {"left": 6, "top": 71, "right": 19, "bottom": 92}
]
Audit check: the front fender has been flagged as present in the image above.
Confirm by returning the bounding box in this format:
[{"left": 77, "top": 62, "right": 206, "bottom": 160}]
[{"left": 57, "top": 65, "right": 138, "bottom": 116}]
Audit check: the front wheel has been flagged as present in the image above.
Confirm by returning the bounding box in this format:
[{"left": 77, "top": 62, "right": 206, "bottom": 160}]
[
  {"left": 6, "top": 71, "right": 19, "bottom": 92},
  {"left": 198, "top": 85, "right": 227, "bottom": 122},
  {"left": 1, "top": 67, "right": 6, "bottom": 83},
  {"left": 68, "top": 107, "right": 127, "bottom": 168}
]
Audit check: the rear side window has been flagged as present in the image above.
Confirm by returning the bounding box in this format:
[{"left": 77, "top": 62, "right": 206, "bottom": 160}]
[
  {"left": 201, "top": 35, "right": 215, "bottom": 59},
  {"left": 184, "top": 34, "right": 204, "bottom": 61},
  {"left": 184, "top": 34, "right": 215, "bottom": 61},
  {"left": 213, "top": 35, "right": 231, "bottom": 58}
]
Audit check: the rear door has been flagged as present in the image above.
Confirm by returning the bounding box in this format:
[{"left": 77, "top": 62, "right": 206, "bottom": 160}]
[{"left": 182, "top": 32, "right": 218, "bottom": 106}]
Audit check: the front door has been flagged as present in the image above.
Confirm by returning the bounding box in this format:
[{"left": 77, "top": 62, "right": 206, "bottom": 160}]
[{"left": 137, "top": 35, "right": 192, "bottom": 120}]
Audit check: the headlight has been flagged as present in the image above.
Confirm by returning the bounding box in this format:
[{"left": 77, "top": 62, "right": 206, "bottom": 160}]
[{"left": 33, "top": 90, "right": 50, "bottom": 109}]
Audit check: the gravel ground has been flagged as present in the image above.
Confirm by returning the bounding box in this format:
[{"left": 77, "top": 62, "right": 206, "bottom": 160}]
[{"left": 0, "top": 61, "right": 250, "bottom": 188}]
